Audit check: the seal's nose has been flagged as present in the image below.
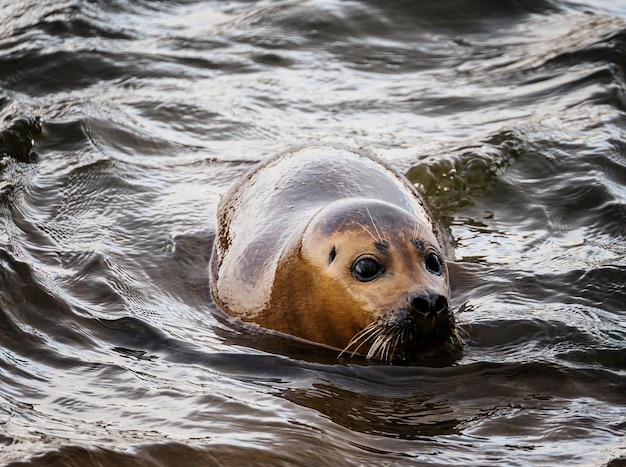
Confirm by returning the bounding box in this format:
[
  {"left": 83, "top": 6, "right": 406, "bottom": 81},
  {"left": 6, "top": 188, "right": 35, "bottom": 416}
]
[{"left": 410, "top": 292, "right": 448, "bottom": 317}]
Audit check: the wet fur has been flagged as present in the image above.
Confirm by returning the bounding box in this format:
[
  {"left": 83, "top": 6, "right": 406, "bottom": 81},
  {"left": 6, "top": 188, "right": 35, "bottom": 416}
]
[
  {"left": 210, "top": 146, "right": 460, "bottom": 362},
  {"left": 339, "top": 212, "right": 461, "bottom": 362}
]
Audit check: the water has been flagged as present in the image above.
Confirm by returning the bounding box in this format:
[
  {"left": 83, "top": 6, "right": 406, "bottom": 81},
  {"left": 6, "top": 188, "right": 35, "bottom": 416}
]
[{"left": 1, "top": 0, "right": 625, "bottom": 465}]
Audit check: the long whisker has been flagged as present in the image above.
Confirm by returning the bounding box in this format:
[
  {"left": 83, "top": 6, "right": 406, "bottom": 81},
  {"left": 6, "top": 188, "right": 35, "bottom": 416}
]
[
  {"left": 365, "top": 204, "right": 386, "bottom": 243},
  {"left": 366, "top": 331, "right": 389, "bottom": 360},
  {"left": 347, "top": 334, "right": 377, "bottom": 359},
  {"left": 355, "top": 221, "right": 378, "bottom": 243},
  {"left": 339, "top": 322, "right": 379, "bottom": 358},
  {"left": 342, "top": 310, "right": 461, "bottom": 362},
  {"left": 345, "top": 327, "right": 378, "bottom": 357},
  {"left": 413, "top": 220, "right": 425, "bottom": 243},
  {"left": 386, "top": 322, "right": 408, "bottom": 362},
  {"left": 379, "top": 326, "right": 395, "bottom": 362},
  {"left": 383, "top": 335, "right": 394, "bottom": 363},
  {"left": 390, "top": 327, "right": 404, "bottom": 360},
  {"left": 450, "top": 326, "right": 464, "bottom": 347},
  {"left": 383, "top": 333, "right": 397, "bottom": 362}
]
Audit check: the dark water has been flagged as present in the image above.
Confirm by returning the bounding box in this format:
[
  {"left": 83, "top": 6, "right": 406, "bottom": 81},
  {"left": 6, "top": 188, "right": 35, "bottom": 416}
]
[{"left": 1, "top": 0, "right": 625, "bottom": 465}]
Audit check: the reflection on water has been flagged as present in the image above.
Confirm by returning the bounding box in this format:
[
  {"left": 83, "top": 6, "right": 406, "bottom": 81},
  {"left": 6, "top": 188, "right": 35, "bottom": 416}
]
[{"left": 1, "top": 0, "right": 625, "bottom": 465}]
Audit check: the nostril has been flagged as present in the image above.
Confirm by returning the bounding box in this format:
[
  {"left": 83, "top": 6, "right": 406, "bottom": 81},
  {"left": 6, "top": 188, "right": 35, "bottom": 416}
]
[
  {"left": 433, "top": 294, "right": 448, "bottom": 315},
  {"left": 410, "top": 293, "right": 449, "bottom": 317},
  {"left": 410, "top": 294, "right": 431, "bottom": 316}
]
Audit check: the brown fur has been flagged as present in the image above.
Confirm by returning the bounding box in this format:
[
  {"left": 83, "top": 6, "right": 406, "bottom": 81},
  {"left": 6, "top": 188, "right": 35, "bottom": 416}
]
[{"left": 209, "top": 146, "right": 459, "bottom": 361}]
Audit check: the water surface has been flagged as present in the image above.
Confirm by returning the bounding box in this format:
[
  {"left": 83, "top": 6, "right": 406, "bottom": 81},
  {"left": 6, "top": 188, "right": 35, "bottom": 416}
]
[{"left": 1, "top": 0, "right": 625, "bottom": 465}]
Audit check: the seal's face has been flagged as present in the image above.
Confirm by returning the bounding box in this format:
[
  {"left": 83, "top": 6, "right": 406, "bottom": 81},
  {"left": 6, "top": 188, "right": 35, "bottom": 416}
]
[{"left": 268, "top": 199, "right": 460, "bottom": 362}]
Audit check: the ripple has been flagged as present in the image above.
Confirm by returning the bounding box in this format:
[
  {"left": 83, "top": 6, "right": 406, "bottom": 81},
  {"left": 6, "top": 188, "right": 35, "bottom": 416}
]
[{"left": 1, "top": 0, "right": 625, "bottom": 465}]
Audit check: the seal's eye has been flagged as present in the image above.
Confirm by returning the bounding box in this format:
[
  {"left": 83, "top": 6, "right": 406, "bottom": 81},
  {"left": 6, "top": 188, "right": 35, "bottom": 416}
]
[
  {"left": 352, "top": 257, "right": 383, "bottom": 282},
  {"left": 425, "top": 252, "right": 443, "bottom": 276}
]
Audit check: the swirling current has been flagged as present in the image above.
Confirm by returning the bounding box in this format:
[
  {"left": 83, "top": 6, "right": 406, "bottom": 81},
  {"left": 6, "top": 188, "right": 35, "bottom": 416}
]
[{"left": 1, "top": 0, "right": 625, "bottom": 465}]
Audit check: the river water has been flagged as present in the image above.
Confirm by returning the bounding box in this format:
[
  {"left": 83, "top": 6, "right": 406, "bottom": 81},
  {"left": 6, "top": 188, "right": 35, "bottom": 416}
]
[{"left": 1, "top": 0, "right": 625, "bottom": 465}]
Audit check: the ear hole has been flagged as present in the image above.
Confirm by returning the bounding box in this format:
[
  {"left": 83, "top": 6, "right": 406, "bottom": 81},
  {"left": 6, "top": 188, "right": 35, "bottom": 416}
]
[{"left": 328, "top": 246, "right": 337, "bottom": 264}]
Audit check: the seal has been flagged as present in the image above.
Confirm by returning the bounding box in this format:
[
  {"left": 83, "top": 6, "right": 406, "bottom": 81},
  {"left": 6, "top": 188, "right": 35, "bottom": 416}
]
[{"left": 209, "top": 146, "right": 460, "bottom": 362}]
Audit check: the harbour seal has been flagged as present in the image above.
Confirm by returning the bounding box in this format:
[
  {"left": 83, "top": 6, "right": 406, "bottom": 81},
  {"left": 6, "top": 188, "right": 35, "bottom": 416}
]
[{"left": 209, "top": 146, "right": 460, "bottom": 362}]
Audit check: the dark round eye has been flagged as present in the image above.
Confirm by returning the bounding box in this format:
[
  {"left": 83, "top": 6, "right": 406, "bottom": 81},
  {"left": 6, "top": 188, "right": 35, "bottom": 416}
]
[
  {"left": 352, "top": 257, "right": 383, "bottom": 282},
  {"left": 425, "top": 252, "right": 443, "bottom": 276}
]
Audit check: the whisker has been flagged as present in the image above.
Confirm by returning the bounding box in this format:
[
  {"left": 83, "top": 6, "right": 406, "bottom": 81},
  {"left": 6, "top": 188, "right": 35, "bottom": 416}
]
[
  {"left": 451, "top": 327, "right": 464, "bottom": 347},
  {"left": 341, "top": 311, "right": 461, "bottom": 363},
  {"left": 391, "top": 327, "right": 405, "bottom": 359},
  {"left": 364, "top": 335, "right": 379, "bottom": 360},
  {"left": 376, "top": 333, "right": 388, "bottom": 362},
  {"left": 347, "top": 327, "right": 379, "bottom": 357},
  {"left": 380, "top": 341, "right": 390, "bottom": 363},
  {"left": 355, "top": 221, "right": 378, "bottom": 243},
  {"left": 384, "top": 335, "right": 397, "bottom": 363},
  {"left": 339, "top": 322, "right": 379, "bottom": 358},
  {"left": 389, "top": 322, "right": 410, "bottom": 362},
  {"left": 365, "top": 204, "right": 386, "bottom": 243},
  {"left": 366, "top": 331, "right": 388, "bottom": 360}
]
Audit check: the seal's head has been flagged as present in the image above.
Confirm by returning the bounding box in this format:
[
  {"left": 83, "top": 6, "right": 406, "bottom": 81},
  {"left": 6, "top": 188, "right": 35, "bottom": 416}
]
[{"left": 264, "top": 199, "right": 460, "bottom": 362}]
